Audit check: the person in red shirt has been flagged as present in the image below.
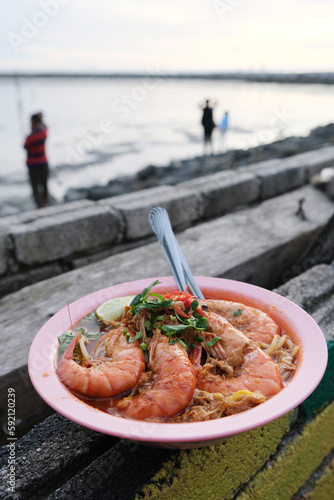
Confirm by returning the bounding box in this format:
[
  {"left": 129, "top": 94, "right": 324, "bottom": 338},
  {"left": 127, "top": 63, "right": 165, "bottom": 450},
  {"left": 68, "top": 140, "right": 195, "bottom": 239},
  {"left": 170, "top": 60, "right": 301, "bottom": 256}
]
[{"left": 24, "top": 112, "right": 49, "bottom": 208}]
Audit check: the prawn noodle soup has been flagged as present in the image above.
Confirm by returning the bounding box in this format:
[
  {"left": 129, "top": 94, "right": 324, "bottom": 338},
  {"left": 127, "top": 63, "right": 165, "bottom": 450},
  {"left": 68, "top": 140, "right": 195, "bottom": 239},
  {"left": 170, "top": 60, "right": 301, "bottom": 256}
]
[{"left": 56, "top": 280, "right": 299, "bottom": 423}]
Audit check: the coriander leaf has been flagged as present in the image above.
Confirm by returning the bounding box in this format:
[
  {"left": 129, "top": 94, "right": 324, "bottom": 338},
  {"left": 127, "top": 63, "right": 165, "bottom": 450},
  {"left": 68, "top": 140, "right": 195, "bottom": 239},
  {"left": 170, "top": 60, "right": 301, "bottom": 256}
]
[
  {"left": 75, "top": 327, "right": 86, "bottom": 334},
  {"left": 193, "top": 313, "right": 208, "bottom": 330},
  {"left": 161, "top": 324, "right": 189, "bottom": 334},
  {"left": 86, "top": 331, "right": 101, "bottom": 339},
  {"left": 191, "top": 299, "right": 199, "bottom": 311},
  {"left": 205, "top": 336, "right": 222, "bottom": 347},
  {"left": 58, "top": 333, "right": 76, "bottom": 353},
  {"left": 82, "top": 312, "right": 96, "bottom": 321},
  {"left": 130, "top": 280, "right": 161, "bottom": 307},
  {"left": 168, "top": 338, "right": 180, "bottom": 345},
  {"left": 234, "top": 308, "right": 243, "bottom": 317},
  {"left": 194, "top": 335, "right": 204, "bottom": 342}
]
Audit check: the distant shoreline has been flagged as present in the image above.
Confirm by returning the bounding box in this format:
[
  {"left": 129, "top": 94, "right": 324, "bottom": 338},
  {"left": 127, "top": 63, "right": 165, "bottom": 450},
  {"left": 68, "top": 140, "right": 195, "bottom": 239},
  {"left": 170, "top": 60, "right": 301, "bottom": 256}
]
[{"left": 1, "top": 72, "right": 334, "bottom": 85}]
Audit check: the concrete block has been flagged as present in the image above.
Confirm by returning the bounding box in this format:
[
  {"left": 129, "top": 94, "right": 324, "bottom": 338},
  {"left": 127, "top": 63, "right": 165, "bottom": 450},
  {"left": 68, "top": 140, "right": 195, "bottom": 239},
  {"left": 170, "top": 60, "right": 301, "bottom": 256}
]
[
  {"left": 0, "top": 230, "right": 9, "bottom": 276},
  {"left": 0, "top": 199, "right": 94, "bottom": 228},
  {"left": 275, "top": 264, "right": 334, "bottom": 312},
  {"left": 237, "top": 402, "right": 334, "bottom": 500},
  {"left": 138, "top": 413, "right": 292, "bottom": 500},
  {"left": 0, "top": 413, "right": 119, "bottom": 498},
  {"left": 300, "top": 341, "right": 334, "bottom": 420},
  {"left": 104, "top": 185, "right": 203, "bottom": 240},
  {"left": 178, "top": 170, "right": 261, "bottom": 218},
  {"left": 12, "top": 206, "right": 122, "bottom": 266},
  {"left": 248, "top": 161, "right": 306, "bottom": 199},
  {"left": 10, "top": 412, "right": 290, "bottom": 500},
  {"left": 305, "top": 455, "right": 334, "bottom": 500},
  {"left": 299, "top": 146, "right": 334, "bottom": 179},
  {"left": 0, "top": 263, "right": 63, "bottom": 298}
]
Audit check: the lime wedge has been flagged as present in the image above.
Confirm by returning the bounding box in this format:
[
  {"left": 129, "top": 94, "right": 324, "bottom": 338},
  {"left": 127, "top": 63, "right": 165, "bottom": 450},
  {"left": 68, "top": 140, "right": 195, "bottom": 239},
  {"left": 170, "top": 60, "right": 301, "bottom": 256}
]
[{"left": 95, "top": 295, "right": 135, "bottom": 321}]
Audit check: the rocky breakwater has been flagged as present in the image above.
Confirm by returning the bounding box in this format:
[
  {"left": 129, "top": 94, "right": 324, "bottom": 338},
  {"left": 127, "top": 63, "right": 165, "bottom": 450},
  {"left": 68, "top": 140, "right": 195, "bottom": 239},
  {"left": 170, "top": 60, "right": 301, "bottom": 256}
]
[{"left": 65, "top": 123, "right": 334, "bottom": 202}]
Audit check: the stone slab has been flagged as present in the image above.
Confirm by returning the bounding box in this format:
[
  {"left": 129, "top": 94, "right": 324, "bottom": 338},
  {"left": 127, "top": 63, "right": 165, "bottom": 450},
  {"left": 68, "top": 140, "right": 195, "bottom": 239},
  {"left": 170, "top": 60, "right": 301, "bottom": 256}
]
[
  {"left": 0, "top": 413, "right": 120, "bottom": 499},
  {"left": 0, "top": 410, "right": 291, "bottom": 500},
  {"left": 0, "top": 263, "right": 64, "bottom": 298},
  {"left": 246, "top": 146, "right": 334, "bottom": 200},
  {"left": 103, "top": 185, "right": 204, "bottom": 240},
  {"left": 11, "top": 206, "right": 122, "bottom": 266},
  {"left": 0, "top": 199, "right": 94, "bottom": 228},
  {"left": 178, "top": 170, "right": 261, "bottom": 218},
  {"left": 248, "top": 161, "right": 306, "bottom": 199},
  {"left": 237, "top": 402, "right": 334, "bottom": 500},
  {"left": 0, "top": 229, "right": 9, "bottom": 276},
  {"left": 274, "top": 263, "right": 334, "bottom": 316}
]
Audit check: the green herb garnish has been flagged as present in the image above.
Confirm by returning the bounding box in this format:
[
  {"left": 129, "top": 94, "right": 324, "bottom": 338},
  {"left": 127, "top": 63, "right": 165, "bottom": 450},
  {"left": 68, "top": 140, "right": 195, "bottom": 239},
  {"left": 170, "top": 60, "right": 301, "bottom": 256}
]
[
  {"left": 130, "top": 280, "right": 173, "bottom": 315},
  {"left": 82, "top": 312, "right": 96, "bottom": 321},
  {"left": 205, "top": 336, "right": 222, "bottom": 347},
  {"left": 161, "top": 324, "right": 190, "bottom": 334},
  {"left": 58, "top": 332, "right": 76, "bottom": 352},
  {"left": 86, "top": 331, "right": 101, "bottom": 339},
  {"left": 234, "top": 308, "right": 243, "bottom": 317},
  {"left": 139, "top": 342, "right": 148, "bottom": 351},
  {"left": 128, "top": 331, "right": 143, "bottom": 343}
]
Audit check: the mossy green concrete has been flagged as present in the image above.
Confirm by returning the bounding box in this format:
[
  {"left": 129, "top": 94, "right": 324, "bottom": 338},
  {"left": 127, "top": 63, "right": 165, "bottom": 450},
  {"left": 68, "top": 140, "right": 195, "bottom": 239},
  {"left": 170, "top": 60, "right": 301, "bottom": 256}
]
[
  {"left": 308, "top": 456, "right": 334, "bottom": 500},
  {"left": 301, "top": 341, "right": 334, "bottom": 420},
  {"left": 236, "top": 401, "right": 334, "bottom": 500},
  {"left": 139, "top": 412, "right": 292, "bottom": 500}
]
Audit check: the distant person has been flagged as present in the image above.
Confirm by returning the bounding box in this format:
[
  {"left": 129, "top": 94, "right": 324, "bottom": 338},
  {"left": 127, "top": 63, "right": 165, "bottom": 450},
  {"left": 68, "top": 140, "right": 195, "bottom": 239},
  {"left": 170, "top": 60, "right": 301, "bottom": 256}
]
[
  {"left": 199, "top": 99, "right": 217, "bottom": 155},
  {"left": 219, "top": 111, "right": 229, "bottom": 151},
  {"left": 24, "top": 112, "right": 49, "bottom": 208}
]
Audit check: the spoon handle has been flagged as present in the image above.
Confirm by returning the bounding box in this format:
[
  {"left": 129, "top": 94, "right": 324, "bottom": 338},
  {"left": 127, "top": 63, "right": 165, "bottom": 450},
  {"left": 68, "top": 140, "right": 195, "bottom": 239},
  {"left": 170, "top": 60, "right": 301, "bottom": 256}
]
[{"left": 149, "top": 207, "right": 205, "bottom": 299}]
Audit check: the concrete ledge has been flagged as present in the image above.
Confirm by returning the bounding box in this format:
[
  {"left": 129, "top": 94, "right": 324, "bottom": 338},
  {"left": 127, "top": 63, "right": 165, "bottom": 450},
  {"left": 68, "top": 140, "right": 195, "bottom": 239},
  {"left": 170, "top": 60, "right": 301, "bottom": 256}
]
[
  {"left": 178, "top": 170, "right": 261, "bottom": 219},
  {"left": 246, "top": 145, "right": 334, "bottom": 200},
  {"left": 11, "top": 205, "right": 123, "bottom": 266},
  {"left": 102, "top": 185, "right": 204, "bottom": 240},
  {"left": 305, "top": 455, "right": 334, "bottom": 500},
  {"left": 237, "top": 402, "right": 334, "bottom": 500},
  {"left": 59, "top": 414, "right": 293, "bottom": 500},
  {"left": 0, "top": 411, "right": 292, "bottom": 500},
  {"left": 1, "top": 146, "right": 334, "bottom": 294},
  {"left": 248, "top": 159, "right": 306, "bottom": 199}
]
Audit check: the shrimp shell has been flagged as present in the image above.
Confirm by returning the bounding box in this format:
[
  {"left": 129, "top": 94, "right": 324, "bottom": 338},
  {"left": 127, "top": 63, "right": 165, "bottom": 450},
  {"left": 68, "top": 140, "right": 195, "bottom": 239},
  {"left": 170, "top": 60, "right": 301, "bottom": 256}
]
[
  {"left": 117, "top": 332, "right": 196, "bottom": 420},
  {"left": 57, "top": 327, "right": 145, "bottom": 398},
  {"left": 199, "top": 299, "right": 280, "bottom": 344}
]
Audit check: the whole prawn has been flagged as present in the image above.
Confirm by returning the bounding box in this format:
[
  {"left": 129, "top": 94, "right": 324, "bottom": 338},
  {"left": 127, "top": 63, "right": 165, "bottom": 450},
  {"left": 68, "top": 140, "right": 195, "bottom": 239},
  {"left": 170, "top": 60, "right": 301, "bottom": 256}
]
[
  {"left": 117, "top": 332, "right": 196, "bottom": 420},
  {"left": 197, "top": 345, "right": 283, "bottom": 398},
  {"left": 199, "top": 299, "right": 280, "bottom": 344},
  {"left": 57, "top": 326, "right": 145, "bottom": 398},
  {"left": 195, "top": 308, "right": 283, "bottom": 398},
  {"left": 201, "top": 309, "right": 250, "bottom": 366}
]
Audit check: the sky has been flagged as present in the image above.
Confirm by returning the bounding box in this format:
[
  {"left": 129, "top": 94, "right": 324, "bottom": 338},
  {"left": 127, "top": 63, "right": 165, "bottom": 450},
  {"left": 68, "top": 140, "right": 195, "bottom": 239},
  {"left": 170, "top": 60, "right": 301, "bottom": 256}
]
[{"left": 1, "top": 0, "right": 334, "bottom": 74}]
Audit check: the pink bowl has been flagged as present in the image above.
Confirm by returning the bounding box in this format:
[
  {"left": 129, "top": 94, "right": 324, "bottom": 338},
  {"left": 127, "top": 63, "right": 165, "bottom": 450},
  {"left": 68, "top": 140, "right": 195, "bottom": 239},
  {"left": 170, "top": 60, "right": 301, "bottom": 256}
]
[{"left": 28, "top": 277, "right": 328, "bottom": 449}]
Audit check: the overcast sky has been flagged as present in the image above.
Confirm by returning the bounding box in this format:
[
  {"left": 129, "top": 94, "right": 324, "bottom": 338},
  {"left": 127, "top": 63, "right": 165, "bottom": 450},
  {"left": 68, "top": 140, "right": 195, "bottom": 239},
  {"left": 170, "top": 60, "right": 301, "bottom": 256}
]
[{"left": 1, "top": 0, "right": 334, "bottom": 73}]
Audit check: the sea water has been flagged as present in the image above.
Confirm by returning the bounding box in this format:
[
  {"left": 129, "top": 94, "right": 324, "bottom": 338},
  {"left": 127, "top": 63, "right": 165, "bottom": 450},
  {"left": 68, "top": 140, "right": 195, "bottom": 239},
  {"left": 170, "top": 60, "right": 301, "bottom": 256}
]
[{"left": 1, "top": 76, "right": 334, "bottom": 203}]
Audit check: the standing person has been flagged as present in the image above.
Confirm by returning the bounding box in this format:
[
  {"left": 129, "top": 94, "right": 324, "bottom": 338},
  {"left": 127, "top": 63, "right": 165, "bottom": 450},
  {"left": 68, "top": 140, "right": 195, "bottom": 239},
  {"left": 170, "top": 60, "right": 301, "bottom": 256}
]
[
  {"left": 24, "top": 112, "right": 49, "bottom": 208},
  {"left": 219, "top": 111, "right": 229, "bottom": 151},
  {"left": 200, "top": 99, "right": 217, "bottom": 155}
]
